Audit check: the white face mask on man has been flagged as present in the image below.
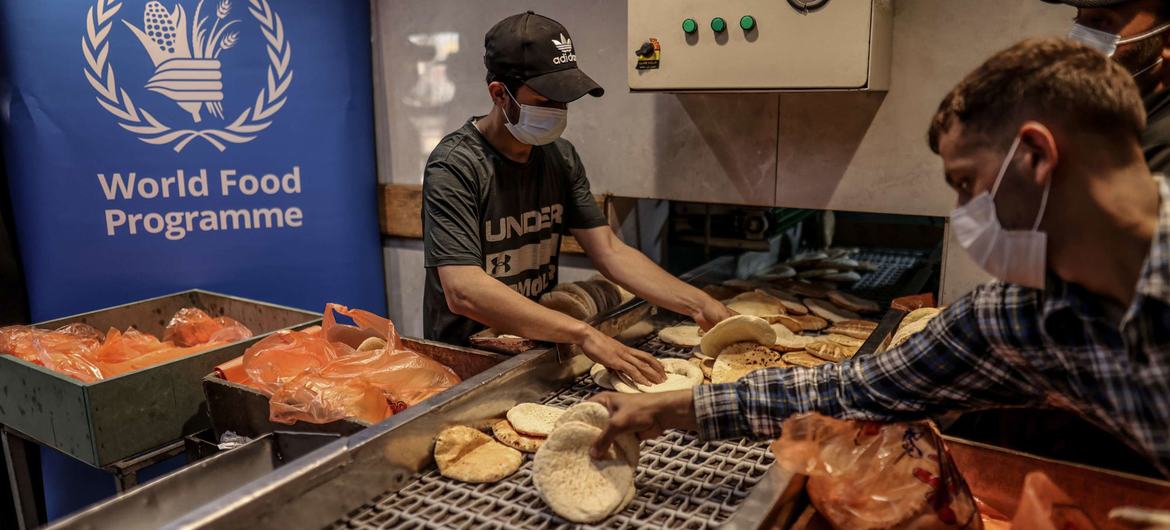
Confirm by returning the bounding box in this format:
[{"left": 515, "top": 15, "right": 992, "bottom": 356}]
[
  {"left": 1068, "top": 21, "right": 1170, "bottom": 77},
  {"left": 949, "top": 136, "right": 1053, "bottom": 290},
  {"left": 501, "top": 86, "right": 568, "bottom": 146}
]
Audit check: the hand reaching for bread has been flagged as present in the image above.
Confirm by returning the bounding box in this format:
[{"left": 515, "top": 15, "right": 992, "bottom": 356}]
[{"left": 581, "top": 328, "right": 666, "bottom": 386}]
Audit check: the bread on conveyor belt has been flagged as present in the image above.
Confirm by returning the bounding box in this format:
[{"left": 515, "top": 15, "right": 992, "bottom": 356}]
[
  {"left": 434, "top": 426, "right": 523, "bottom": 483},
  {"left": 771, "top": 324, "right": 817, "bottom": 352},
  {"left": 577, "top": 280, "right": 613, "bottom": 314},
  {"left": 699, "top": 315, "right": 777, "bottom": 357},
  {"left": 805, "top": 298, "right": 862, "bottom": 323},
  {"left": 758, "top": 264, "right": 796, "bottom": 280},
  {"left": 797, "top": 268, "right": 839, "bottom": 280},
  {"left": 805, "top": 340, "right": 858, "bottom": 363},
  {"left": 725, "top": 290, "right": 788, "bottom": 319},
  {"left": 712, "top": 342, "right": 788, "bottom": 383},
  {"left": 787, "top": 251, "right": 829, "bottom": 269},
  {"left": 785, "top": 280, "right": 830, "bottom": 299},
  {"left": 783, "top": 351, "right": 830, "bottom": 368},
  {"left": 506, "top": 403, "right": 566, "bottom": 437},
  {"left": 757, "top": 287, "right": 809, "bottom": 315},
  {"left": 827, "top": 291, "right": 881, "bottom": 314},
  {"left": 657, "top": 323, "right": 703, "bottom": 347},
  {"left": 492, "top": 419, "right": 545, "bottom": 453},
  {"left": 822, "top": 271, "right": 862, "bottom": 283},
  {"left": 533, "top": 403, "right": 638, "bottom": 523},
  {"left": 825, "top": 320, "right": 878, "bottom": 340},
  {"left": 633, "top": 359, "right": 703, "bottom": 393},
  {"left": 702, "top": 284, "right": 742, "bottom": 301},
  {"left": 721, "top": 278, "right": 759, "bottom": 291}
]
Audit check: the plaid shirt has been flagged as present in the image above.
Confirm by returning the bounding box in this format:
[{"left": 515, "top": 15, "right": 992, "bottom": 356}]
[{"left": 695, "top": 177, "right": 1170, "bottom": 477}]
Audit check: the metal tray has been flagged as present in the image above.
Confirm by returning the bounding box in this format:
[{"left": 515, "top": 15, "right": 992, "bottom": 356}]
[
  {"left": 0, "top": 290, "right": 320, "bottom": 467},
  {"left": 203, "top": 338, "right": 509, "bottom": 439}
]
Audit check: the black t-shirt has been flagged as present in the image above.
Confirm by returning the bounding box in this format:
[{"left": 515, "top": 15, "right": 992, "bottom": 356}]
[
  {"left": 1145, "top": 88, "right": 1170, "bottom": 174},
  {"left": 422, "top": 118, "right": 607, "bottom": 345}
]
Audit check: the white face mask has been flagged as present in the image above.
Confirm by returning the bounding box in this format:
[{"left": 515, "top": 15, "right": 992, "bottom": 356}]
[
  {"left": 949, "top": 136, "right": 1052, "bottom": 290},
  {"left": 501, "top": 86, "right": 567, "bottom": 146},
  {"left": 1068, "top": 22, "right": 1170, "bottom": 76}
]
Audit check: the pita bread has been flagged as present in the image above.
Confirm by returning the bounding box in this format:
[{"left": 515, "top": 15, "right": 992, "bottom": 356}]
[
  {"left": 589, "top": 280, "right": 623, "bottom": 312},
  {"left": 434, "top": 426, "right": 522, "bottom": 483},
  {"left": 788, "top": 251, "right": 828, "bottom": 268},
  {"left": 757, "top": 288, "right": 809, "bottom": 315},
  {"left": 726, "top": 290, "right": 788, "bottom": 318},
  {"left": 712, "top": 342, "right": 787, "bottom": 383},
  {"left": 798, "top": 268, "right": 839, "bottom": 280},
  {"left": 806, "top": 340, "right": 858, "bottom": 362},
  {"left": 828, "top": 291, "right": 881, "bottom": 314},
  {"left": 533, "top": 407, "right": 639, "bottom": 523},
  {"left": 540, "top": 291, "right": 591, "bottom": 320},
  {"left": 492, "top": 420, "right": 545, "bottom": 453},
  {"left": 786, "top": 281, "right": 831, "bottom": 299},
  {"left": 722, "top": 278, "right": 759, "bottom": 291},
  {"left": 554, "top": 401, "right": 610, "bottom": 430},
  {"left": 657, "top": 324, "right": 703, "bottom": 347},
  {"left": 556, "top": 283, "right": 598, "bottom": 317},
  {"left": 805, "top": 298, "right": 861, "bottom": 323},
  {"left": 826, "top": 320, "right": 878, "bottom": 340},
  {"left": 591, "top": 274, "right": 635, "bottom": 305},
  {"left": 824, "top": 334, "right": 865, "bottom": 348},
  {"left": 783, "top": 351, "right": 830, "bottom": 368},
  {"left": 770, "top": 323, "right": 816, "bottom": 352},
  {"left": 616, "top": 320, "right": 655, "bottom": 342},
  {"left": 590, "top": 362, "right": 615, "bottom": 390},
  {"left": 891, "top": 319, "right": 932, "bottom": 349},
  {"left": 576, "top": 281, "right": 611, "bottom": 315},
  {"left": 823, "top": 271, "right": 862, "bottom": 283},
  {"left": 758, "top": 264, "right": 796, "bottom": 280},
  {"left": 635, "top": 359, "right": 703, "bottom": 393},
  {"left": 688, "top": 356, "right": 715, "bottom": 380},
  {"left": 507, "top": 403, "right": 566, "bottom": 437},
  {"left": 699, "top": 315, "right": 777, "bottom": 357},
  {"left": 902, "top": 307, "right": 941, "bottom": 326},
  {"left": 793, "top": 314, "right": 830, "bottom": 332},
  {"left": 821, "top": 257, "right": 860, "bottom": 270}
]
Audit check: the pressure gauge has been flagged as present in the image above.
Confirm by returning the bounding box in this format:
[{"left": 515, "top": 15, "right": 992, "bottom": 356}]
[{"left": 787, "top": 0, "right": 829, "bottom": 12}]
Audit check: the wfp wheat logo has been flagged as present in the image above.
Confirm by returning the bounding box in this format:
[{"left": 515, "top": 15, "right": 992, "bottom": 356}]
[{"left": 82, "top": 0, "right": 293, "bottom": 152}]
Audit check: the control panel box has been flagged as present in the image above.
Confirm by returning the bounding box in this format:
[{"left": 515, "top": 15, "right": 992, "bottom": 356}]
[{"left": 629, "top": 0, "right": 893, "bottom": 92}]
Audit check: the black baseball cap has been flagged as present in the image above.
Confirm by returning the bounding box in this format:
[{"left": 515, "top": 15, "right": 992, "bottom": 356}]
[{"left": 484, "top": 11, "right": 604, "bottom": 103}]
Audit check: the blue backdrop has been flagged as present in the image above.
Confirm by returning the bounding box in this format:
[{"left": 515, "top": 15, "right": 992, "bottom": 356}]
[{"left": 0, "top": 0, "right": 384, "bottom": 520}]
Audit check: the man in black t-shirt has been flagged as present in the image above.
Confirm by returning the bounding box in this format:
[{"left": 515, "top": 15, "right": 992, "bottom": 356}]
[
  {"left": 422, "top": 12, "right": 734, "bottom": 385},
  {"left": 1046, "top": 0, "right": 1170, "bottom": 172}
]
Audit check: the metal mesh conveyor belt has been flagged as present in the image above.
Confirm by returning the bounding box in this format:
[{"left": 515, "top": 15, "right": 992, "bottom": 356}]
[
  {"left": 835, "top": 247, "right": 930, "bottom": 306},
  {"left": 330, "top": 343, "right": 775, "bottom": 530}
]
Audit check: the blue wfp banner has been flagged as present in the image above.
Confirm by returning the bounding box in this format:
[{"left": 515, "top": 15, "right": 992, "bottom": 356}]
[
  {"left": 0, "top": 0, "right": 384, "bottom": 520},
  {"left": 0, "top": 0, "right": 385, "bottom": 322}
]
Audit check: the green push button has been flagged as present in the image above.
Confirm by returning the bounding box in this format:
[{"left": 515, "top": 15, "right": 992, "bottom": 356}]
[
  {"left": 740, "top": 15, "right": 756, "bottom": 31},
  {"left": 711, "top": 17, "right": 726, "bottom": 33},
  {"left": 682, "top": 18, "right": 698, "bottom": 34}
]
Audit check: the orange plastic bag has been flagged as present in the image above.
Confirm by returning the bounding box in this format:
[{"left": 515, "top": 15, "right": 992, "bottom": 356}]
[
  {"left": 242, "top": 304, "right": 461, "bottom": 425},
  {"left": 88, "top": 328, "right": 167, "bottom": 363},
  {"left": 0, "top": 324, "right": 106, "bottom": 382},
  {"left": 164, "top": 307, "right": 253, "bottom": 347},
  {"left": 268, "top": 373, "right": 389, "bottom": 425},
  {"left": 772, "top": 414, "right": 982, "bottom": 530}
]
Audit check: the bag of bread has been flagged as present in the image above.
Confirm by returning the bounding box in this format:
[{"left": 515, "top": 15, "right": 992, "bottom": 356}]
[
  {"left": 164, "top": 307, "right": 253, "bottom": 347},
  {"left": 772, "top": 414, "right": 982, "bottom": 530}
]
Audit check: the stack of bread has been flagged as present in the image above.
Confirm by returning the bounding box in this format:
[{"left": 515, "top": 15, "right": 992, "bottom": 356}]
[
  {"left": 538, "top": 276, "right": 634, "bottom": 321},
  {"left": 887, "top": 307, "right": 942, "bottom": 350},
  {"left": 433, "top": 402, "right": 639, "bottom": 524}
]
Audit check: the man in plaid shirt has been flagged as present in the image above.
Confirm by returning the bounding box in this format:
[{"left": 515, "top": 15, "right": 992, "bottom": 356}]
[{"left": 591, "top": 37, "right": 1170, "bottom": 478}]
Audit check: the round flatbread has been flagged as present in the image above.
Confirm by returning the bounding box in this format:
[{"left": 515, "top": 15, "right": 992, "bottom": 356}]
[
  {"left": 827, "top": 291, "right": 881, "bottom": 314},
  {"left": 783, "top": 351, "right": 829, "bottom": 368},
  {"left": 758, "top": 288, "right": 809, "bottom": 315},
  {"left": 617, "top": 320, "right": 656, "bottom": 342},
  {"left": 492, "top": 420, "right": 545, "bottom": 453},
  {"left": 793, "top": 314, "right": 830, "bottom": 332},
  {"left": 786, "top": 281, "right": 830, "bottom": 299},
  {"left": 555, "top": 401, "right": 610, "bottom": 430},
  {"left": 826, "top": 320, "right": 878, "bottom": 340},
  {"left": 533, "top": 414, "right": 638, "bottom": 523},
  {"left": 576, "top": 281, "right": 610, "bottom": 315},
  {"left": 726, "top": 291, "right": 788, "bottom": 318},
  {"left": 824, "top": 334, "right": 865, "bottom": 348},
  {"left": 702, "top": 284, "right": 742, "bottom": 301},
  {"left": 555, "top": 283, "right": 598, "bottom": 318},
  {"left": 805, "top": 340, "right": 857, "bottom": 363},
  {"left": 798, "top": 268, "right": 839, "bottom": 280},
  {"left": 540, "top": 291, "right": 591, "bottom": 320},
  {"left": 805, "top": 298, "right": 861, "bottom": 323},
  {"left": 769, "top": 323, "right": 815, "bottom": 352},
  {"left": 590, "top": 362, "right": 615, "bottom": 390},
  {"left": 902, "top": 307, "right": 941, "bottom": 326},
  {"left": 635, "top": 359, "right": 703, "bottom": 393},
  {"left": 587, "top": 280, "right": 623, "bottom": 313},
  {"left": 758, "top": 264, "right": 796, "bottom": 280},
  {"left": 890, "top": 319, "right": 932, "bottom": 349},
  {"left": 591, "top": 274, "right": 635, "bottom": 305},
  {"left": 712, "top": 342, "right": 787, "bottom": 383},
  {"left": 657, "top": 324, "right": 703, "bottom": 347},
  {"left": 507, "top": 403, "right": 566, "bottom": 437},
  {"left": 434, "top": 426, "right": 523, "bottom": 483},
  {"left": 788, "top": 251, "right": 828, "bottom": 269},
  {"left": 699, "top": 315, "right": 777, "bottom": 357},
  {"left": 823, "top": 271, "right": 862, "bottom": 283},
  {"left": 357, "top": 337, "right": 387, "bottom": 352}
]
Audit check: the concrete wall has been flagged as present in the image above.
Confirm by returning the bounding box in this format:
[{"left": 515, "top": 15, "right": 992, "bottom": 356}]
[{"left": 373, "top": 0, "right": 1074, "bottom": 334}]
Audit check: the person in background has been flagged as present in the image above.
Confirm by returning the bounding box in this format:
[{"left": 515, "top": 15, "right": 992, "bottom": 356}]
[
  {"left": 591, "top": 37, "right": 1170, "bottom": 478},
  {"left": 1049, "top": 0, "right": 1170, "bottom": 172},
  {"left": 422, "top": 12, "right": 734, "bottom": 385}
]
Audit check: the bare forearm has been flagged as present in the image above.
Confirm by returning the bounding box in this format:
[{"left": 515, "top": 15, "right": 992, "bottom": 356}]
[
  {"left": 441, "top": 268, "right": 591, "bottom": 345},
  {"left": 599, "top": 245, "right": 715, "bottom": 318}
]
